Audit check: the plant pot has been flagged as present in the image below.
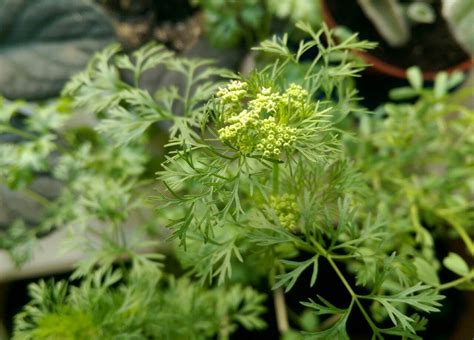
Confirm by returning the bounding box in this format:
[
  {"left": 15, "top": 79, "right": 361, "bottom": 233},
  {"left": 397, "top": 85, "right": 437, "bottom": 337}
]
[
  {"left": 321, "top": 0, "right": 473, "bottom": 107},
  {"left": 321, "top": 0, "right": 472, "bottom": 80}
]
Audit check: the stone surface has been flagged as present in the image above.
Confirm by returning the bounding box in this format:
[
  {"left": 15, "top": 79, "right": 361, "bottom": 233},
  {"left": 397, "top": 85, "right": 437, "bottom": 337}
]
[
  {"left": 0, "top": 177, "right": 62, "bottom": 231},
  {"left": 0, "top": 0, "right": 116, "bottom": 100}
]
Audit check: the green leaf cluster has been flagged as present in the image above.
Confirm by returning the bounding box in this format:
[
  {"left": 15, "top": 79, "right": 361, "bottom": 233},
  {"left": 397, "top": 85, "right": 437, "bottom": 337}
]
[
  {"left": 195, "top": 0, "right": 323, "bottom": 48},
  {"left": 13, "top": 260, "right": 266, "bottom": 340},
  {"left": 4, "top": 21, "right": 473, "bottom": 339}
]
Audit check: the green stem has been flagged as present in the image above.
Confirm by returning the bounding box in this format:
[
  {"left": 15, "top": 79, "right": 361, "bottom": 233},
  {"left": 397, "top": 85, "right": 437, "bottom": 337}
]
[
  {"left": 271, "top": 253, "right": 289, "bottom": 335},
  {"left": 218, "top": 316, "right": 230, "bottom": 340},
  {"left": 451, "top": 223, "right": 474, "bottom": 256},
  {"left": 272, "top": 162, "right": 279, "bottom": 196},
  {"left": 437, "top": 270, "right": 474, "bottom": 291},
  {"left": 0, "top": 125, "right": 38, "bottom": 139},
  {"left": 326, "top": 255, "right": 380, "bottom": 335},
  {"left": 116, "top": 220, "right": 127, "bottom": 249},
  {"left": 183, "top": 66, "right": 195, "bottom": 117},
  {"left": 326, "top": 256, "right": 356, "bottom": 296},
  {"left": 312, "top": 239, "right": 328, "bottom": 257},
  {"left": 438, "top": 211, "right": 474, "bottom": 256},
  {"left": 113, "top": 220, "right": 129, "bottom": 277},
  {"left": 274, "top": 287, "right": 290, "bottom": 334},
  {"left": 23, "top": 188, "right": 51, "bottom": 208},
  {"left": 410, "top": 204, "right": 426, "bottom": 245},
  {"left": 317, "top": 313, "right": 341, "bottom": 331}
]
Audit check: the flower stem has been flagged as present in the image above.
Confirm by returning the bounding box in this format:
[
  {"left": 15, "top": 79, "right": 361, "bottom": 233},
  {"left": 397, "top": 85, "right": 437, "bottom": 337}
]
[
  {"left": 272, "top": 162, "right": 279, "bottom": 196},
  {"left": 274, "top": 287, "right": 290, "bottom": 334},
  {"left": 218, "top": 316, "right": 230, "bottom": 340}
]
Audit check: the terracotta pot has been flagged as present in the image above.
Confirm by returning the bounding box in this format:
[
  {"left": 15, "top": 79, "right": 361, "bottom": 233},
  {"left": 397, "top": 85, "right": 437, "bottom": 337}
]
[{"left": 321, "top": 0, "right": 473, "bottom": 81}]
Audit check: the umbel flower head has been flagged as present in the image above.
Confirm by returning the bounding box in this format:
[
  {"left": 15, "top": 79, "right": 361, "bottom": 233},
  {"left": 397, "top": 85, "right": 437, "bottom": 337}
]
[
  {"left": 269, "top": 193, "right": 300, "bottom": 231},
  {"left": 215, "top": 81, "right": 309, "bottom": 159}
]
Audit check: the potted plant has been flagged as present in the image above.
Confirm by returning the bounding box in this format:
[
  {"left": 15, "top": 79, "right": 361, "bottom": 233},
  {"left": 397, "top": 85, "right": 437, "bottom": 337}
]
[
  {"left": 321, "top": 0, "right": 473, "bottom": 106},
  {"left": 322, "top": 0, "right": 472, "bottom": 79},
  {"left": 0, "top": 0, "right": 322, "bottom": 271},
  {"left": 193, "top": 0, "right": 323, "bottom": 49},
  {"left": 3, "top": 22, "right": 472, "bottom": 338}
]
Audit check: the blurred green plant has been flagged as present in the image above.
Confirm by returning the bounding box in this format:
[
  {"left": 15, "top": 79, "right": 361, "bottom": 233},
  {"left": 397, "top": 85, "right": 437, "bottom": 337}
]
[
  {"left": 347, "top": 65, "right": 474, "bottom": 292},
  {"left": 155, "top": 23, "right": 470, "bottom": 338},
  {"left": 194, "top": 0, "right": 322, "bottom": 48},
  {"left": 2, "top": 39, "right": 265, "bottom": 339},
  {"left": 13, "top": 260, "right": 266, "bottom": 339}
]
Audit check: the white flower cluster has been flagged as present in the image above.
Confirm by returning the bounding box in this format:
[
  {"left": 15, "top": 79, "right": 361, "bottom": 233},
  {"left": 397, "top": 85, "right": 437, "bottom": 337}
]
[
  {"left": 285, "top": 83, "right": 308, "bottom": 111},
  {"left": 216, "top": 81, "right": 307, "bottom": 158},
  {"left": 216, "top": 80, "right": 248, "bottom": 105},
  {"left": 218, "top": 109, "right": 260, "bottom": 155},
  {"left": 248, "top": 87, "right": 281, "bottom": 114},
  {"left": 269, "top": 193, "right": 300, "bottom": 231},
  {"left": 256, "top": 117, "right": 297, "bottom": 158}
]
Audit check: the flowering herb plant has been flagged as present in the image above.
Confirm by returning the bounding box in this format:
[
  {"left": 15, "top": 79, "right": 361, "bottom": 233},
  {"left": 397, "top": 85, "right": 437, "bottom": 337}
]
[{"left": 3, "top": 23, "right": 473, "bottom": 339}]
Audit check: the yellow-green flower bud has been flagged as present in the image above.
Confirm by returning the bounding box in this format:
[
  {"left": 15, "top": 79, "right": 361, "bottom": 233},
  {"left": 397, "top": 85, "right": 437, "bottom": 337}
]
[{"left": 269, "top": 194, "right": 300, "bottom": 231}]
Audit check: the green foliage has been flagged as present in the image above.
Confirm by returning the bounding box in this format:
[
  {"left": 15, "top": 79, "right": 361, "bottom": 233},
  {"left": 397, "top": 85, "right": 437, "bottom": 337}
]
[
  {"left": 5, "top": 22, "right": 474, "bottom": 339},
  {"left": 13, "top": 261, "right": 266, "bottom": 339},
  {"left": 443, "top": 252, "right": 469, "bottom": 276},
  {"left": 0, "top": 96, "right": 150, "bottom": 267},
  {"left": 195, "top": 0, "right": 267, "bottom": 48},
  {"left": 3, "top": 40, "right": 267, "bottom": 340},
  {"left": 0, "top": 220, "right": 36, "bottom": 266},
  {"left": 1, "top": 41, "right": 233, "bottom": 267},
  {"left": 63, "top": 43, "right": 233, "bottom": 145},
  {"left": 155, "top": 23, "right": 461, "bottom": 338},
  {"left": 350, "top": 65, "right": 474, "bottom": 276},
  {"left": 195, "top": 0, "right": 323, "bottom": 48},
  {"left": 267, "top": 0, "right": 322, "bottom": 27}
]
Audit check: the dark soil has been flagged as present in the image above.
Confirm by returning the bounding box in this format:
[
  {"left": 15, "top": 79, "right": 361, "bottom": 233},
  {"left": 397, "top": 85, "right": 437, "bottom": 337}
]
[{"left": 326, "top": 0, "right": 470, "bottom": 71}]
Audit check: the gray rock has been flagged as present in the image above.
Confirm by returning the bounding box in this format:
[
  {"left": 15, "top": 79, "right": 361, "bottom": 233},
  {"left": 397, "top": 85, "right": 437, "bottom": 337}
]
[{"left": 0, "top": 176, "right": 62, "bottom": 231}]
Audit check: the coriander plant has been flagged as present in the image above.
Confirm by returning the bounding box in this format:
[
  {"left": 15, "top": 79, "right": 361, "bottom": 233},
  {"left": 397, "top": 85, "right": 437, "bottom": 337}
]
[
  {"left": 6, "top": 41, "right": 266, "bottom": 340},
  {"left": 348, "top": 66, "right": 474, "bottom": 288},
  {"left": 155, "top": 23, "right": 451, "bottom": 338},
  {"left": 6, "top": 22, "right": 473, "bottom": 339}
]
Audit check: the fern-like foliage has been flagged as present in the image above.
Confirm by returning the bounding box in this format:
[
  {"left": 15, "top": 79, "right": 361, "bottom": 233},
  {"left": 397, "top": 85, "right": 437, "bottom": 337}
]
[
  {"left": 155, "top": 23, "right": 453, "bottom": 338},
  {"left": 5, "top": 22, "right": 473, "bottom": 339},
  {"left": 13, "top": 260, "right": 266, "bottom": 339}
]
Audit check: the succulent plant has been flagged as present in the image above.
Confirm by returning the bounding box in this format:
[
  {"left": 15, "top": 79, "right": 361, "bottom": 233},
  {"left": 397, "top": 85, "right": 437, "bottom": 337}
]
[
  {"left": 358, "top": 0, "right": 474, "bottom": 54},
  {"left": 442, "top": 0, "right": 474, "bottom": 54},
  {"left": 357, "top": 0, "right": 410, "bottom": 47}
]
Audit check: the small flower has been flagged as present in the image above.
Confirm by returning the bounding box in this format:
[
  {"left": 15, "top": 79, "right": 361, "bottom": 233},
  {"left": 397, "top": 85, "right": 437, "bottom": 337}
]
[
  {"left": 269, "top": 193, "right": 300, "bottom": 231},
  {"left": 284, "top": 83, "right": 308, "bottom": 111},
  {"left": 248, "top": 88, "right": 282, "bottom": 114},
  {"left": 216, "top": 81, "right": 303, "bottom": 158},
  {"left": 216, "top": 80, "right": 248, "bottom": 106}
]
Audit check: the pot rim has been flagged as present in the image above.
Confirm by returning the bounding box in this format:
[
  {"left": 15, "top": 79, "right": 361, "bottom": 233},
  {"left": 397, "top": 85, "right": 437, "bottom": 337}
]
[{"left": 321, "top": 0, "right": 473, "bottom": 81}]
